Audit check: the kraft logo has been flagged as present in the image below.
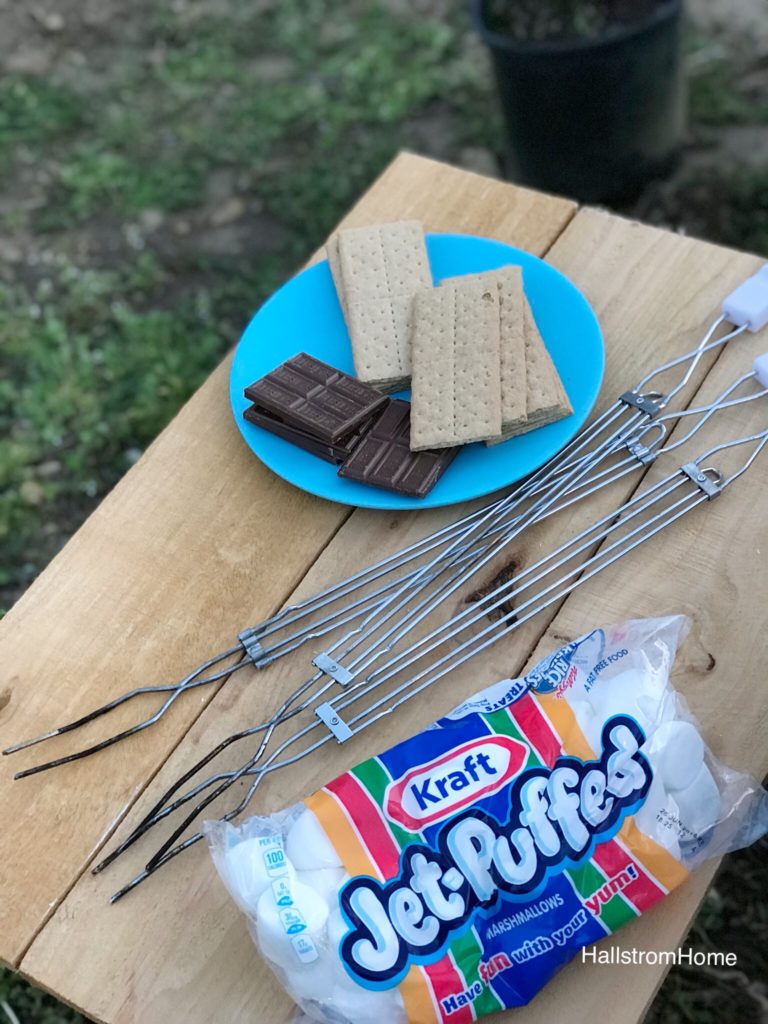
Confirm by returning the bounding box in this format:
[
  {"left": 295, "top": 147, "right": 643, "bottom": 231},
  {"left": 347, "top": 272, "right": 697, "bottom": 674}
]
[{"left": 385, "top": 736, "right": 528, "bottom": 832}]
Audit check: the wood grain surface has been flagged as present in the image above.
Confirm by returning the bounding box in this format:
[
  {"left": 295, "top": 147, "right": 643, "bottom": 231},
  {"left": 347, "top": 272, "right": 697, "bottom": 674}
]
[{"left": 3, "top": 154, "right": 766, "bottom": 1024}]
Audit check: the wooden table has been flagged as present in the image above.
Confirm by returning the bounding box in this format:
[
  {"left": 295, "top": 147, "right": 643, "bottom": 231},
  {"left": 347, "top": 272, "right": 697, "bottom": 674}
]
[{"left": 1, "top": 153, "right": 766, "bottom": 1024}]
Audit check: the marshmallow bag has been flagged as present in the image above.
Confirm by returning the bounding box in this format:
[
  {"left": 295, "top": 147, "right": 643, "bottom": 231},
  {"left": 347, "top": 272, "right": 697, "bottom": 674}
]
[{"left": 205, "top": 616, "right": 768, "bottom": 1023}]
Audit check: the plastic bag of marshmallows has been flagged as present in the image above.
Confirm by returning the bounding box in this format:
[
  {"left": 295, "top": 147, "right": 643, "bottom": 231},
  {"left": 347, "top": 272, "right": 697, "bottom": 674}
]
[{"left": 206, "top": 616, "right": 768, "bottom": 1023}]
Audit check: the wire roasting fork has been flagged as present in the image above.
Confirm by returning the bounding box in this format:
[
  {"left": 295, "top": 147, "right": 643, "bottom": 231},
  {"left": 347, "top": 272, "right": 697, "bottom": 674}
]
[
  {"left": 2, "top": 315, "right": 749, "bottom": 775},
  {"left": 99, "top": 414, "right": 767, "bottom": 901}
]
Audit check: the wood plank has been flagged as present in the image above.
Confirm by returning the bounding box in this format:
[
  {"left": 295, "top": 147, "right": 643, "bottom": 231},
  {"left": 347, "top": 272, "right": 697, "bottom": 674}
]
[
  {"left": 0, "top": 153, "right": 576, "bottom": 971},
  {"left": 20, "top": 209, "right": 764, "bottom": 1023},
  {"left": 0, "top": 352, "right": 345, "bottom": 970},
  {"left": 329, "top": 152, "right": 578, "bottom": 243}
]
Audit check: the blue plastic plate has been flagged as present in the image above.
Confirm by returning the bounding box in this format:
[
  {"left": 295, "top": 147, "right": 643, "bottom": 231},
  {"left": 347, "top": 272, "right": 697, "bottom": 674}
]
[{"left": 230, "top": 233, "right": 604, "bottom": 509}]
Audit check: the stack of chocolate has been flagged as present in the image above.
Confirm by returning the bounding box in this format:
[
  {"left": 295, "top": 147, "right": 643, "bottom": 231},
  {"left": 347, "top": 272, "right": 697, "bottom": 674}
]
[{"left": 243, "top": 353, "right": 458, "bottom": 498}]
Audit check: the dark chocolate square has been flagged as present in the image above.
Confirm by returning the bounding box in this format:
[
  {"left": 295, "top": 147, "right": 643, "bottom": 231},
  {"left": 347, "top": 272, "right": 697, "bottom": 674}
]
[
  {"left": 338, "top": 400, "right": 459, "bottom": 498},
  {"left": 244, "top": 353, "right": 388, "bottom": 444},
  {"left": 243, "top": 403, "right": 384, "bottom": 464}
]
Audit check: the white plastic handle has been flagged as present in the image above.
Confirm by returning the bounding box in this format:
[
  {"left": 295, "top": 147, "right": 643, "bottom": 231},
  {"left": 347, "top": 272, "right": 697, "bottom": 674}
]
[
  {"left": 753, "top": 352, "right": 768, "bottom": 388},
  {"left": 722, "top": 265, "right": 768, "bottom": 332}
]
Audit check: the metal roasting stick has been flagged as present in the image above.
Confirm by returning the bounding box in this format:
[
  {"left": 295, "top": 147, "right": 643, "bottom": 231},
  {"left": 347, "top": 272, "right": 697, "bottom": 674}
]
[
  {"left": 136, "top": 417, "right": 763, "bottom": 872},
  {"left": 3, "top": 406, "right": 624, "bottom": 765},
  {"left": 96, "top": 430, "right": 658, "bottom": 871},
  {"left": 251, "top": 318, "right": 743, "bottom": 658},
  {"left": 91, "top": 430, "right": 668, "bottom": 872},
  {"left": 247, "top": 408, "right": 631, "bottom": 672},
  {"left": 108, "top": 385, "right": 768, "bottom": 872},
  {"left": 19, "top": 403, "right": 639, "bottom": 782},
  {"left": 89, "top": 356, "right": 768, "bottom": 834},
  {"left": 90, "top": 411, "right": 697, "bottom": 872},
  {"left": 299, "top": 408, "right": 645, "bottom": 686},
  {"left": 248, "top": 314, "right": 733, "bottom": 641},
  {"left": 96, "top": 365, "right": 768, "bottom": 872},
  {"left": 0, "top": 317, "right": 749, "bottom": 772},
  {"left": 238, "top": 401, "right": 635, "bottom": 646},
  {"left": 104, "top": 423, "right": 767, "bottom": 901}
]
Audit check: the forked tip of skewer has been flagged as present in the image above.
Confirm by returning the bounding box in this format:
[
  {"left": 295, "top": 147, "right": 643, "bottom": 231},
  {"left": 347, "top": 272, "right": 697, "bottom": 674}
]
[
  {"left": 109, "top": 870, "right": 148, "bottom": 904},
  {"left": 3, "top": 728, "right": 60, "bottom": 756},
  {"left": 13, "top": 757, "right": 61, "bottom": 780},
  {"left": 92, "top": 847, "right": 121, "bottom": 875}
]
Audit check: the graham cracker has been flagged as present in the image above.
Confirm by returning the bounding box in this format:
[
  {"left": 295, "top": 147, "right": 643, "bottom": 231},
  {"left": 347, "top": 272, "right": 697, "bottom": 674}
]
[
  {"left": 441, "top": 266, "right": 527, "bottom": 435},
  {"left": 325, "top": 234, "right": 347, "bottom": 317},
  {"left": 410, "top": 279, "right": 502, "bottom": 450},
  {"left": 518, "top": 295, "right": 572, "bottom": 433},
  {"left": 337, "top": 220, "right": 431, "bottom": 392}
]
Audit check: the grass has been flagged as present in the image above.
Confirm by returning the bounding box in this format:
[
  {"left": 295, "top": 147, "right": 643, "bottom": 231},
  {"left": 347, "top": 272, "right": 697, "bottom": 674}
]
[
  {"left": 0, "top": 971, "right": 85, "bottom": 1024},
  {"left": 1, "top": 3, "right": 767, "bottom": 1022},
  {"left": 0, "top": 77, "right": 87, "bottom": 153},
  {"left": 0, "top": 260, "right": 228, "bottom": 588},
  {"left": 689, "top": 61, "right": 760, "bottom": 126},
  {"left": 0, "top": 0, "right": 496, "bottom": 609},
  {"left": 0, "top": 5, "right": 497, "bottom": 1015}
]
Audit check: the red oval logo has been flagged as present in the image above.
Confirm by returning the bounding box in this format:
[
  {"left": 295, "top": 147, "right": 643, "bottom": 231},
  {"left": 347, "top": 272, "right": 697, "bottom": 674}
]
[{"left": 385, "top": 736, "right": 528, "bottom": 832}]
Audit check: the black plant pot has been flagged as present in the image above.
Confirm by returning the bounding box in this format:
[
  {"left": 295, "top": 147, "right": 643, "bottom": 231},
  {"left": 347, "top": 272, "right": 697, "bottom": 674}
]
[{"left": 470, "top": 0, "right": 685, "bottom": 203}]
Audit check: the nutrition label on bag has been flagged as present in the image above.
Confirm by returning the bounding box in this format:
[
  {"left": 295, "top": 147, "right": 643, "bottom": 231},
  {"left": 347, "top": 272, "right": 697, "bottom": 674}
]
[
  {"left": 262, "top": 833, "right": 320, "bottom": 965},
  {"left": 258, "top": 834, "right": 290, "bottom": 878}
]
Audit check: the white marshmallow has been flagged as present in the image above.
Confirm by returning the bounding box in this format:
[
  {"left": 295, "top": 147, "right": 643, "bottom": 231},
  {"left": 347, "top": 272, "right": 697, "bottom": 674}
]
[
  {"left": 287, "top": 809, "right": 343, "bottom": 870},
  {"left": 647, "top": 720, "right": 705, "bottom": 792},
  {"left": 297, "top": 866, "right": 346, "bottom": 911},
  {"left": 329, "top": 981, "right": 407, "bottom": 1024},
  {"left": 221, "top": 836, "right": 296, "bottom": 915},
  {"left": 282, "top": 910, "right": 405, "bottom": 1023},
  {"left": 587, "top": 668, "right": 675, "bottom": 740},
  {"left": 671, "top": 763, "right": 722, "bottom": 836},
  {"left": 655, "top": 828, "right": 681, "bottom": 860},
  {"left": 281, "top": 957, "right": 338, "bottom": 1004},
  {"left": 312, "top": 908, "right": 364, "bottom": 990},
  {"left": 634, "top": 774, "right": 665, "bottom": 837},
  {"left": 587, "top": 681, "right": 653, "bottom": 736},
  {"left": 256, "top": 880, "right": 329, "bottom": 970},
  {"left": 325, "top": 907, "right": 350, "bottom": 955},
  {"left": 568, "top": 699, "right": 600, "bottom": 751},
  {"left": 633, "top": 774, "right": 681, "bottom": 859}
]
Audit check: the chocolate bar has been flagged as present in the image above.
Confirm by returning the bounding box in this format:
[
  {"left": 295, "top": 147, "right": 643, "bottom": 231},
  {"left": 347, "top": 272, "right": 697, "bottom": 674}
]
[
  {"left": 244, "top": 353, "right": 388, "bottom": 444},
  {"left": 338, "top": 399, "right": 458, "bottom": 498},
  {"left": 243, "top": 404, "right": 382, "bottom": 465}
]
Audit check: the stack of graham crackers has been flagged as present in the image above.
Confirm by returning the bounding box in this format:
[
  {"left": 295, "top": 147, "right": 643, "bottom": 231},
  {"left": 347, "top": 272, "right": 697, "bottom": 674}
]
[{"left": 327, "top": 220, "right": 572, "bottom": 451}]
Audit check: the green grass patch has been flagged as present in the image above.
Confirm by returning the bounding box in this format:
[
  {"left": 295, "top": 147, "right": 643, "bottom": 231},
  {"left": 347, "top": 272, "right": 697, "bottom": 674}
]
[
  {"left": 41, "top": 143, "right": 207, "bottom": 226},
  {"left": 0, "top": 257, "right": 252, "bottom": 592},
  {"left": 1, "top": 0, "right": 499, "bottom": 608},
  {"left": 0, "top": 967, "right": 84, "bottom": 1024},
  {"left": 0, "top": 76, "right": 87, "bottom": 153},
  {"left": 27, "top": 1, "right": 495, "bottom": 228},
  {"left": 689, "top": 60, "right": 768, "bottom": 127}
]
